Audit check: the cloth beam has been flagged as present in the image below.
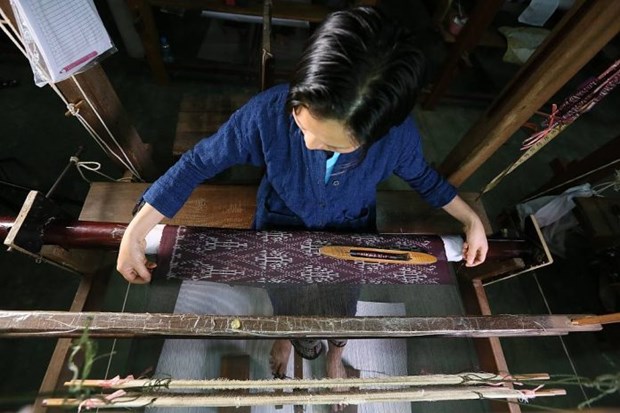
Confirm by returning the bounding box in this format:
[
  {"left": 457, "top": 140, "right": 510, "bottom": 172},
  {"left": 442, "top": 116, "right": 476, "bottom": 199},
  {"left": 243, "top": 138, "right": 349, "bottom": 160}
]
[{"left": 153, "top": 226, "right": 454, "bottom": 285}]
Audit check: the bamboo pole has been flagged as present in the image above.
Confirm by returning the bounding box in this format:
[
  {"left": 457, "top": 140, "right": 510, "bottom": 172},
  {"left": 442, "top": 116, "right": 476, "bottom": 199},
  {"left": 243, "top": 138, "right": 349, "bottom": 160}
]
[
  {"left": 66, "top": 373, "right": 550, "bottom": 390},
  {"left": 572, "top": 313, "right": 620, "bottom": 326},
  {"left": 43, "top": 387, "right": 567, "bottom": 408}
]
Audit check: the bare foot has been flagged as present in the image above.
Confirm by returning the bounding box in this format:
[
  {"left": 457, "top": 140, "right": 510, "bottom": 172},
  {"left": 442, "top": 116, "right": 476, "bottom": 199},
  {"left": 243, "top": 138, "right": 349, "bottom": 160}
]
[
  {"left": 326, "top": 342, "right": 348, "bottom": 412},
  {"left": 269, "top": 339, "right": 292, "bottom": 378}
]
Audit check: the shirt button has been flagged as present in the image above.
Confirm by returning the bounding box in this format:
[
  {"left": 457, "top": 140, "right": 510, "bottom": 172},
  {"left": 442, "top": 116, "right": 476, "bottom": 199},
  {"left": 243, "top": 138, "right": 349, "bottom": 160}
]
[
  {"left": 332, "top": 180, "right": 340, "bottom": 186},
  {"left": 320, "top": 202, "right": 326, "bottom": 208}
]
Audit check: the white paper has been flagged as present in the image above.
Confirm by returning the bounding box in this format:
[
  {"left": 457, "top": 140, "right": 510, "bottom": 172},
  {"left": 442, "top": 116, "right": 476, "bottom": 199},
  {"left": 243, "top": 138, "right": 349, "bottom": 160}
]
[{"left": 11, "top": 0, "right": 114, "bottom": 85}]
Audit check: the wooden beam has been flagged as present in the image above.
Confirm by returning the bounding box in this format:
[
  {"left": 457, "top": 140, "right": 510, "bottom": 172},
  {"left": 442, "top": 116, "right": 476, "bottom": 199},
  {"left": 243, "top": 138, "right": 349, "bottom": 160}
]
[
  {"left": 422, "top": 0, "right": 504, "bottom": 109},
  {"left": 0, "top": 311, "right": 601, "bottom": 339},
  {"left": 57, "top": 68, "right": 159, "bottom": 179},
  {"left": 0, "top": 0, "right": 159, "bottom": 180},
  {"left": 261, "top": 0, "right": 274, "bottom": 91},
  {"left": 79, "top": 183, "right": 258, "bottom": 227},
  {"left": 438, "top": 0, "right": 620, "bottom": 187},
  {"left": 126, "top": 0, "right": 169, "bottom": 85},
  {"left": 79, "top": 183, "right": 492, "bottom": 234}
]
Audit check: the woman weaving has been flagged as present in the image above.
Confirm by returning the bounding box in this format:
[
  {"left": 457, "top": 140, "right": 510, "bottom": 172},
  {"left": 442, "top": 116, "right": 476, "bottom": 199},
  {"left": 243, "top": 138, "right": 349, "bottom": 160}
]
[{"left": 116, "top": 5, "right": 488, "bottom": 403}]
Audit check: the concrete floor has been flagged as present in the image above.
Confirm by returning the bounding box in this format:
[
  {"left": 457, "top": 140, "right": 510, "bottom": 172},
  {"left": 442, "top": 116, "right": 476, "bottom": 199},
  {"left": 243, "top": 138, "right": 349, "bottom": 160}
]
[{"left": 1, "top": 2, "right": 619, "bottom": 411}]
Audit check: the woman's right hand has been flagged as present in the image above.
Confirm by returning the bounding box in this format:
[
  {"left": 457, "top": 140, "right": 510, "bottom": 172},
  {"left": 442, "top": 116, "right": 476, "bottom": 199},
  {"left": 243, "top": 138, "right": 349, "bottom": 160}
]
[
  {"left": 116, "top": 202, "right": 165, "bottom": 284},
  {"left": 117, "top": 233, "right": 156, "bottom": 283}
]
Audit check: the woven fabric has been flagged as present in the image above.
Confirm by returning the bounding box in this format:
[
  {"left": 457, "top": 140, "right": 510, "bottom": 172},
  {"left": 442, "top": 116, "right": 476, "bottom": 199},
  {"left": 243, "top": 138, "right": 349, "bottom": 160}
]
[{"left": 155, "top": 226, "right": 452, "bottom": 285}]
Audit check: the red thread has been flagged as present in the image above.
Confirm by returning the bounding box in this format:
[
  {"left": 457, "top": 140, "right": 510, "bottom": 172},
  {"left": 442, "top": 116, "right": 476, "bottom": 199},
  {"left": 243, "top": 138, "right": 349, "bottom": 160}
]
[{"left": 521, "top": 104, "right": 559, "bottom": 151}]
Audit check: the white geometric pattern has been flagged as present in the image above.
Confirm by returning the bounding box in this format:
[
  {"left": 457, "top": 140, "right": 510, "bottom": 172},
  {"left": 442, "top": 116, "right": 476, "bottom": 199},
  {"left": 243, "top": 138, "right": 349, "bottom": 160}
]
[{"left": 156, "top": 227, "right": 452, "bottom": 285}]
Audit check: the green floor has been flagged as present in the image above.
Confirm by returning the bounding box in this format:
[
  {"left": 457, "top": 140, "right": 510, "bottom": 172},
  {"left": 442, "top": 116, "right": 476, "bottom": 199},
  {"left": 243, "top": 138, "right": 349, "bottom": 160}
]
[{"left": 1, "top": 2, "right": 619, "bottom": 411}]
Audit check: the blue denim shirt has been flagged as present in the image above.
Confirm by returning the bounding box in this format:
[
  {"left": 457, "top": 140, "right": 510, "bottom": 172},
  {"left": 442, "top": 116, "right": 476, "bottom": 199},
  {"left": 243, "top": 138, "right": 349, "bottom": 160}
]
[{"left": 143, "top": 84, "right": 456, "bottom": 230}]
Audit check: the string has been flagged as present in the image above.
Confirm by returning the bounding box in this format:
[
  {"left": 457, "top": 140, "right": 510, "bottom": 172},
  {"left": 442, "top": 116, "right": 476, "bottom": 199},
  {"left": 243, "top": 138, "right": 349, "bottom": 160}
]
[
  {"left": 0, "top": 13, "right": 26, "bottom": 56},
  {"left": 96, "top": 282, "right": 132, "bottom": 413},
  {"left": 70, "top": 76, "right": 143, "bottom": 181},
  {"left": 51, "top": 86, "right": 143, "bottom": 182},
  {"left": 591, "top": 169, "right": 620, "bottom": 195},
  {"left": 69, "top": 156, "right": 133, "bottom": 183},
  {"left": 103, "top": 283, "right": 131, "bottom": 380},
  {"left": 522, "top": 160, "right": 620, "bottom": 202},
  {"left": 532, "top": 273, "right": 591, "bottom": 407}
]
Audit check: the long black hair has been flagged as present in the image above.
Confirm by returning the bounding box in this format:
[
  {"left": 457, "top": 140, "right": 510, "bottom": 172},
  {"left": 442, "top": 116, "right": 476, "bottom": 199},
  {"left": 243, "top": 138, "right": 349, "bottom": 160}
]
[{"left": 286, "top": 6, "right": 426, "bottom": 152}]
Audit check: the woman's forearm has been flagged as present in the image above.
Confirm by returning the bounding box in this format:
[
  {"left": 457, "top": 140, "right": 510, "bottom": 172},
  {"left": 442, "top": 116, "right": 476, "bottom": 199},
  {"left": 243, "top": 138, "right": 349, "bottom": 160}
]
[
  {"left": 441, "top": 195, "right": 481, "bottom": 229},
  {"left": 125, "top": 202, "right": 166, "bottom": 240}
]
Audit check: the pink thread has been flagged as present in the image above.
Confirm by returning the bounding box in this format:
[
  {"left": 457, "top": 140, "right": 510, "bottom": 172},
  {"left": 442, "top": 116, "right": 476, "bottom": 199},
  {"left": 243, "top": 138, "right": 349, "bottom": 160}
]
[
  {"left": 502, "top": 375, "right": 523, "bottom": 387},
  {"left": 521, "top": 59, "right": 619, "bottom": 152},
  {"left": 518, "top": 384, "right": 544, "bottom": 402},
  {"left": 521, "top": 104, "right": 559, "bottom": 150},
  {"left": 77, "top": 389, "right": 127, "bottom": 412},
  {"left": 99, "top": 374, "right": 135, "bottom": 388}
]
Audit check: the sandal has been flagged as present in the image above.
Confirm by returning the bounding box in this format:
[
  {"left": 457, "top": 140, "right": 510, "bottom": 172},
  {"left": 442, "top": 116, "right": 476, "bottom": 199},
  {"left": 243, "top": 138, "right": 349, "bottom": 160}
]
[
  {"left": 291, "top": 339, "right": 325, "bottom": 360},
  {"left": 272, "top": 372, "right": 288, "bottom": 379},
  {"left": 328, "top": 339, "right": 347, "bottom": 348}
]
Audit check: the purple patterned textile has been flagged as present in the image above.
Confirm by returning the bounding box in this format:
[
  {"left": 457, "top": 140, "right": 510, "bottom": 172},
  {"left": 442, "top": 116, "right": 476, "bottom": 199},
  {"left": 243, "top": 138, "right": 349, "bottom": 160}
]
[{"left": 155, "top": 226, "right": 453, "bottom": 285}]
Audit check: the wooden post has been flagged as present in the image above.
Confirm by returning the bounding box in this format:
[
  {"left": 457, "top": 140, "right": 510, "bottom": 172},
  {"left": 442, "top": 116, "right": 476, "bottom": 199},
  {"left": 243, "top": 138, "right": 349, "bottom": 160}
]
[
  {"left": 438, "top": 0, "right": 620, "bottom": 187},
  {"left": 457, "top": 278, "right": 520, "bottom": 413},
  {"left": 0, "top": 0, "right": 159, "bottom": 180},
  {"left": 126, "top": 0, "right": 169, "bottom": 85},
  {"left": 261, "top": 0, "right": 274, "bottom": 91},
  {"left": 58, "top": 69, "right": 159, "bottom": 180},
  {"left": 422, "top": 0, "right": 504, "bottom": 110}
]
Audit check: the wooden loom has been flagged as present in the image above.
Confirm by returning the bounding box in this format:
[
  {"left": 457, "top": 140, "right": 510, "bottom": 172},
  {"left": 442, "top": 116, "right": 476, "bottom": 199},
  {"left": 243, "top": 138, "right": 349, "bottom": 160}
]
[
  {"left": 1, "top": 2, "right": 618, "bottom": 411},
  {"left": 0, "top": 184, "right": 587, "bottom": 413}
]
